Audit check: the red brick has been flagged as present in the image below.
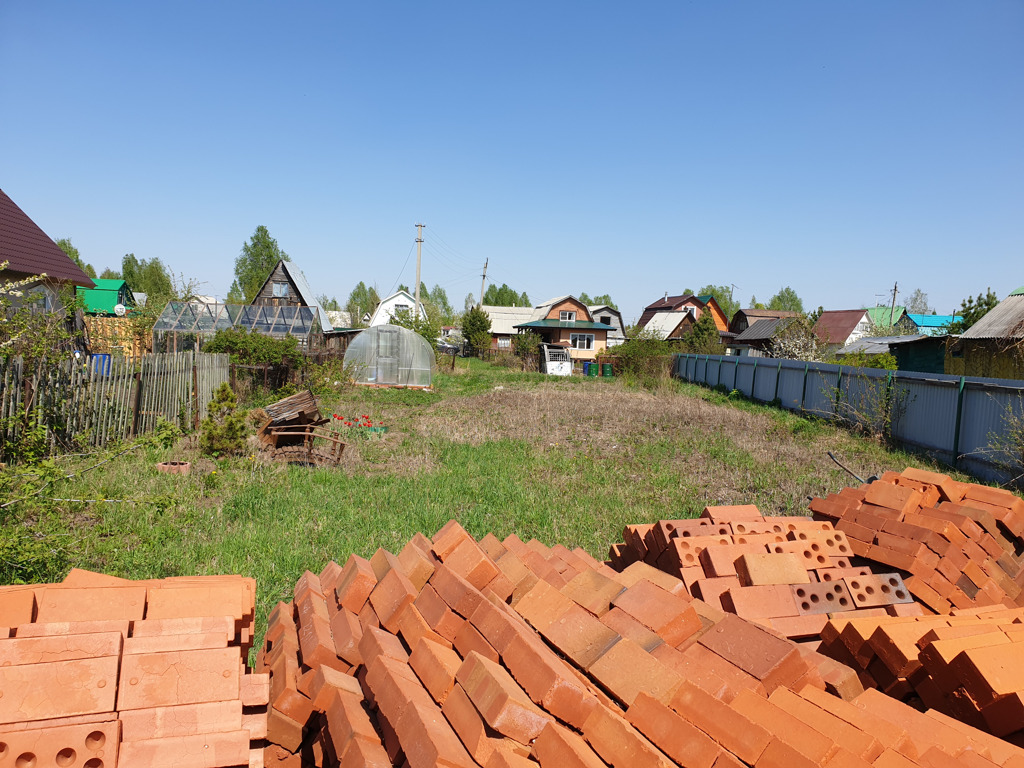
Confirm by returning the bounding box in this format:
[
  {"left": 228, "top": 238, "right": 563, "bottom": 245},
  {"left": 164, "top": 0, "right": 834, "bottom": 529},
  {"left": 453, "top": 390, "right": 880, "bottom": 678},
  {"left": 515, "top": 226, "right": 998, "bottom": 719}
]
[
  {"left": 443, "top": 537, "right": 501, "bottom": 589},
  {"left": 413, "top": 584, "right": 464, "bottom": 641},
  {"left": 600, "top": 606, "right": 664, "bottom": 651},
  {"left": 407, "top": 636, "right": 462, "bottom": 704},
  {"left": 668, "top": 680, "right": 772, "bottom": 765},
  {"left": 358, "top": 624, "right": 410, "bottom": 666},
  {"left": 697, "top": 614, "right": 808, "bottom": 692},
  {"left": 456, "top": 651, "right": 553, "bottom": 745},
  {"left": 582, "top": 703, "right": 676, "bottom": 768},
  {"left": 702, "top": 503, "right": 764, "bottom": 522},
  {"left": 722, "top": 584, "right": 800, "bottom": 619},
  {"left": 770, "top": 686, "right": 882, "bottom": 762},
  {"left": 453, "top": 619, "right": 500, "bottom": 663},
  {"left": 432, "top": 519, "right": 475, "bottom": 559},
  {"left": 368, "top": 567, "right": 418, "bottom": 633},
  {"left": 117, "top": 647, "right": 239, "bottom": 711},
  {"left": 119, "top": 729, "right": 252, "bottom": 768},
  {"left": 501, "top": 631, "right": 598, "bottom": 730},
  {"left": 560, "top": 568, "right": 624, "bottom": 616},
  {"left": 766, "top": 540, "right": 834, "bottom": 570},
  {"left": 0, "top": 587, "right": 35, "bottom": 626},
  {"left": 441, "top": 683, "right": 507, "bottom": 765},
  {"left": 756, "top": 738, "right": 822, "bottom": 768},
  {"left": 532, "top": 721, "right": 609, "bottom": 768},
  {"left": 335, "top": 554, "right": 377, "bottom": 614},
  {"left": 611, "top": 578, "right": 701, "bottom": 646},
  {"left": 791, "top": 580, "right": 855, "bottom": 615},
  {"left": 699, "top": 543, "right": 764, "bottom": 578},
  {"left": 541, "top": 603, "right": 621, "bottom": 669},
  {"left": 588, "top": 636, "right": 681, "bottom": 706},
  {"left": 626, "top": 691, "right": 722, "bottom": 768},
  {"left": 679, "top": 642, "right": 767, "bottom": 701},
  {"left": 796, "top": 683, "right": 916, "bottom": 757},
  {"left": 397, "top": 540, "right": 436, "bottom": 591},
  {"left": 395, "top": 696, "right": 476, "bottom": 768},
  {"left": 736, "top": 552, "right": 811, "bottom": 586},
  {"left": 692, "top": 576, "right": 741, "bottom": 611},
  {"left": 329, "top": 607, "right": 363, "bottom": 666},
  {"left": 864, "top": 482, "right": 923, "bottom": 515},
  {"left": 430, "top": 562, "right": 486, "bottom": 618},
  {"left": 843, "top": 573, "right": 913, "bottom": 608},
  {"left": 308, "top": 665, "right": 362, "bottom": 711},
  {"left": 35, "top": 585, "right": 147, "bottom": 622},
  {"left": 617, "top": 560, "right": 689, "bottom": 595},
  {"left": 730, "top": 688, "right": 836, "bottom": 765}
]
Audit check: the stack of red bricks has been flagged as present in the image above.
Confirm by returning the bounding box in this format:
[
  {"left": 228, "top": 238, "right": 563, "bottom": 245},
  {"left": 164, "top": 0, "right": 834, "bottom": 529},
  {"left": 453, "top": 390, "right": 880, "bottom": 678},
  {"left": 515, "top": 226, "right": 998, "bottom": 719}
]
[
  {"left": 809, "top": 468, "right": 1024, "bottom": 613},
  {"left": 0, "top": 568, "right": 269, "bottom": 768},
  {"left": 610, "top": 504, "right": 926, "bottom": 641},
  {"left": 251, "top": 519, "right": 1024, "bottom": 767},
  {"left": 819, "top": 604, "right": 1024, "bottom": 741}
]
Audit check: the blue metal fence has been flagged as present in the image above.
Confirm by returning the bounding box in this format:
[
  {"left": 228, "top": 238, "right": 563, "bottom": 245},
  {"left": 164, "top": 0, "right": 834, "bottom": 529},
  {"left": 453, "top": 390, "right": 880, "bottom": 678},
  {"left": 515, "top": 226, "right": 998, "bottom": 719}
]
[{"left": 673, "top": 354, "right": 1024, "bottom": 484}]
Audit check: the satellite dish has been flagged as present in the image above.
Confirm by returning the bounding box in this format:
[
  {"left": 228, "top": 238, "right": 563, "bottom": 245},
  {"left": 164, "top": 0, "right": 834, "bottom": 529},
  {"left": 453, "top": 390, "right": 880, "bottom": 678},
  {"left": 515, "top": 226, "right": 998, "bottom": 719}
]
[{"left": 114, "top": 304, "right": 126, "bottom": 317}]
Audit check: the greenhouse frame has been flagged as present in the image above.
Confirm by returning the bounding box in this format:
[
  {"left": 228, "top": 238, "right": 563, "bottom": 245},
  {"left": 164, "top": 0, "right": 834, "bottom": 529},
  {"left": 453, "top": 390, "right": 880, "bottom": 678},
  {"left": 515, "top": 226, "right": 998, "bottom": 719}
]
[
  {"left": 151, "top": 301, "right": 323, "bottom": 352},
  {"left": 342, "top": 324, "right": 436, "bottom": 388}
]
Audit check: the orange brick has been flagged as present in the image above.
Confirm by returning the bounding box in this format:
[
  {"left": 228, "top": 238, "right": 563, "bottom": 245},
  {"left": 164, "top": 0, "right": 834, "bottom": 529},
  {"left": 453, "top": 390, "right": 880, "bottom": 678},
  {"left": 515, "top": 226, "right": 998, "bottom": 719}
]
[
  {"left": 668, "top": 680, "right": 772, "bottom": 765},
  {"left": 730, "top": 688, "right": 836, "bottom": 765},
  {"left": 735, "top": 552, "right": 811, "bottom": 586},
  {"left": 582, "top": 703, "right": 676, "bottom": 768},
  {"left": 368, "top": 567, "right": 418, "bottom": 633},
  {"left": 698, "top": 614, "right": 808, "bottom": 692},
  {"left": 588, "top": 636, "right": 681, "bottom": 706},
  {"left": 456, "top": 651, "right": 553, "bottom": 745},
  {"left": 769, "top": 686, "right": 882, "bottom": 762},
  {"left": 611, "top": 579, "right": 701, "bottom": 646},
  {"left": 532, "top": 721, "right": 608, "bottom": 768},
  {"left": 502, "top": 632, "right": 598, "bottom": 730},
  {"left": 722, "top": 584, "right": 800, "bottom": 619},
  {"left": 626, "top": 691, "right": 722, "bottom": 768},
  {"left": 413, "top": 584, "right": 464, "bottom": 641},
  {"left": 443, "top": 537, "right": 501, "bottom": 589},
  {"left": 702, "top": 504, "right": 763, "bottom": 522},
  {"left": 432, "top": 519, "right": 475, "bottom": 560},
  {"left": 335, "top": 554, "right": 377, "bottom": 614},
  {"left": 116, "top": 647, "right": 239, "bottom": 711}
]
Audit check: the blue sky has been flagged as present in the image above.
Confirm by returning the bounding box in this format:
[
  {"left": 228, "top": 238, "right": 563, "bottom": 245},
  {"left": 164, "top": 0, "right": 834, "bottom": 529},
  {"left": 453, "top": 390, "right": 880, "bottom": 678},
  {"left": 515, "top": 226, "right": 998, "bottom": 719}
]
[{"left": 2, "top": 2, "right": 1021, "bottom": 323}]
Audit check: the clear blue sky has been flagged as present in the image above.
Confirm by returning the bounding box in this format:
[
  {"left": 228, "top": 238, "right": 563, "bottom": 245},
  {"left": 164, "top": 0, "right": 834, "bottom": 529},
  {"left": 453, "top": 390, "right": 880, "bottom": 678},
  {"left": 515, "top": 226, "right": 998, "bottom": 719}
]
[{"left": 2, "top": 2, "right": 1021, "bottom": 323}]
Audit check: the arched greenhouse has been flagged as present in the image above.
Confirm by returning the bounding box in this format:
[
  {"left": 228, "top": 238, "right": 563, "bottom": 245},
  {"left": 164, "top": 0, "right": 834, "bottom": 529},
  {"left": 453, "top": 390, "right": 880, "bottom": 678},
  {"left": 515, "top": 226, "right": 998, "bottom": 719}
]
[{"left": 343, "top": 324, "right": 435, "bottom": 388}]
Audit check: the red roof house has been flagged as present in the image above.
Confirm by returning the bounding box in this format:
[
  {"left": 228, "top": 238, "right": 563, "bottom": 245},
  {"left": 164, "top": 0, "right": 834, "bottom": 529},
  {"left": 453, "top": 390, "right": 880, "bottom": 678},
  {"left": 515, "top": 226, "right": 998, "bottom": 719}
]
[{"left": 0, "top": 188, "right": 95, "bottom": 289}]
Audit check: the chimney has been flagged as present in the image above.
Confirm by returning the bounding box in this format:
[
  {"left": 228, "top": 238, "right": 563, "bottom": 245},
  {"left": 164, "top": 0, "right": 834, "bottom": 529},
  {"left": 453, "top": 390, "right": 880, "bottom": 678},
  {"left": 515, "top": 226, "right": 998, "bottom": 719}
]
[{"left": 664, "top": 291, "right": 668, "bottom": 300}]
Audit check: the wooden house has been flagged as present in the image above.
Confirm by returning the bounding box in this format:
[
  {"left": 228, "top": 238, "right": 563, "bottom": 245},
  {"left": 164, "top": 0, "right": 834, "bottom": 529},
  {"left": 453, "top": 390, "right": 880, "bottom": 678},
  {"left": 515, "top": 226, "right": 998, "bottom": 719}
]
[
  {"left": 252, "top": 260, "right": 333, "bottom": 333},
  {"left": 946, "top": 287, "right": 1024, "bottom": 380},
  {"left": 78, "top": 278, "right": 136, "bottom": 316},
  {"left": 813, "top": 310, "right": 871, "bottom": 350},
  {"left": 638, "top": 293, "right": 729, "bottom": 332},
  {"left": 512, "top": 295, "right": 614, "bottom": 360},
  {"left": 0, "top": 187, "right": 95, "bottom": 311},
  {"left": 589, "top": 304, "right": 626, "bottom": 346}
]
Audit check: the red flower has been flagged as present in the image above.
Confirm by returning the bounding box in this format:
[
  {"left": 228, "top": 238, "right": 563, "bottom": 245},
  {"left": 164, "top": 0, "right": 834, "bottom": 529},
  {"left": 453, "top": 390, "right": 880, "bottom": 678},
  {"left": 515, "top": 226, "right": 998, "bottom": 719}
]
[{"left": 344, "top": 421, "right": 351, "bottom": 426}]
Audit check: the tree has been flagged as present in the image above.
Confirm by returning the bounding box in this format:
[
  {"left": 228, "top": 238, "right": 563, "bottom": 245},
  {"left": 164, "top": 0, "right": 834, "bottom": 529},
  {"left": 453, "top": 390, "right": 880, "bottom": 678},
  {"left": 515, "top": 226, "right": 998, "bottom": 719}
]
[
  {"left": 390, "top": 307, "right": 442, "bottom": 351},
  {"left": 461, "top": 306, "right": 492, "bottom": 353},
  {"left": 807, "top": 306, "right": 825, "bottom": 325},
  {"left": 121, "top": 253, "right": 173, "bottom": 299},
  {"left": 906, "top": 289, "right": 932, "bottom": 315},
  {"left": 578, "top": 292, "right": 618, "bottom": 309},
  {"left": 768, "top": 286, "right": 804, "bottom": 314},
  {"left": 227, "top": 226, "right": 289, "bottom": 303},
  {"left": 428, "top": 284, "right": 455, "bottom": 325},
  {"left": 748, "top": 295, "right": 766, "bottom": 310},
  {"left": 464, "top": 293, "right": 476, "bottom": 312},
  {"left": 316, "top": 294, "right": 341, "bottom": 311},
  {"left": 681, "top": 310, "right": 721, "bottom": 354},
  {"left": 343, "top": 282, "right": 380, "bottom": 328},
  {"left": 482, "top": 284, "right": 530, "bottom": 307},
  {"left": 769, "top": 317, "right": 827, "bottom": 362},
  {"left": 695, "top": 284, "right": 739, "bottom": 322},
  {"left": 99, "top": 267, "right": 121, "bottom": 280},
  {"left": 55, "top": 237, "right": 96, "bottom": 278},
  {"left": 947, "top": 288, "right": 1000, "bottom": 334}
]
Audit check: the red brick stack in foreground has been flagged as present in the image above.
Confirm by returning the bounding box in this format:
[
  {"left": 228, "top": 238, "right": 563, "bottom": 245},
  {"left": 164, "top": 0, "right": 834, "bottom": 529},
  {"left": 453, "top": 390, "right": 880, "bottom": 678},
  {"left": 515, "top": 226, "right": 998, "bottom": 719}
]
[
  {"left": 819, "top": 604, "right": 1024, "bottom": 741},
  {"left": 0, "top": 569, "right": 268, "bottom": 768},
  {"left": 809, "top": 468, "right": 1024, "bottom": 613},
  {"left": 610, "top": 504, "right": 928, "bottom": 641},
  {"left": 254, "top": 520, "right": 1024, "bottom": 767}
]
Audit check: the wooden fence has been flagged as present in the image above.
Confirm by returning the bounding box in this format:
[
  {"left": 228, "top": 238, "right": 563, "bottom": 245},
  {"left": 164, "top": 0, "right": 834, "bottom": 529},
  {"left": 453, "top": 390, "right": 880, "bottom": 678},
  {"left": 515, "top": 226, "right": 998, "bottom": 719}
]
[{"left": 0, "top": 351, "right": 230, "bottom": 458}]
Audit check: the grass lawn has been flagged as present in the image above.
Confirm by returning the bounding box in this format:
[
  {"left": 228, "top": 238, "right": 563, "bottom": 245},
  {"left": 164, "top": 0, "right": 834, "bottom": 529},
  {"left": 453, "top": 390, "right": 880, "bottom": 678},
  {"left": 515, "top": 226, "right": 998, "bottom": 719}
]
[{"left": 0, "top": 357, "right": 971, "bottom": 649}]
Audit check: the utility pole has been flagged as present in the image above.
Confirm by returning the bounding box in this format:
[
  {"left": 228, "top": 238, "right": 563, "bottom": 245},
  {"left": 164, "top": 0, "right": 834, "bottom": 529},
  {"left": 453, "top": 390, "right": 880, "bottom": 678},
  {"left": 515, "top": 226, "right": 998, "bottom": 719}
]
[
  {"left": 478, "top": 258, "right": 488, "bottom": 309},
  {"left": 889, "top": 282, "right": 899, "bottom": 327},
  {"left": 414, "top": 223, "right": 424, "bottom": 320}
]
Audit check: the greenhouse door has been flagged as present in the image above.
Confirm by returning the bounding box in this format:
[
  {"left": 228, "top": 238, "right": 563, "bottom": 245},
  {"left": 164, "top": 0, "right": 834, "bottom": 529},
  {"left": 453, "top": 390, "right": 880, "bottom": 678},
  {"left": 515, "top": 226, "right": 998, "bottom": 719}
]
[{"left": 376, "top": 328, "right": 400, "bottom": 385}]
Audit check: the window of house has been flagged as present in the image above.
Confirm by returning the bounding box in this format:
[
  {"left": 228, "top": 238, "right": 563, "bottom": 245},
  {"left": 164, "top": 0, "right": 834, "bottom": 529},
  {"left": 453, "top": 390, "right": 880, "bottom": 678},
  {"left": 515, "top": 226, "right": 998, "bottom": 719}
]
[
  {"left": 272, "top": 282, "right": 289, "bottom": 298},
  {"left": 497, "top": 337, "right": 511, "bottom": 348},
  {"left": 393, "top": 304, "right": 410, "bottom": 313},
  {"left": 570, "top": 333, "right": 594, "bottom": 350},
  {"left": 559, "top": 310, "right": 576, "bottom": 322},
  {"left": 599, "top": 315, "right": 611, "bottom": 325}
]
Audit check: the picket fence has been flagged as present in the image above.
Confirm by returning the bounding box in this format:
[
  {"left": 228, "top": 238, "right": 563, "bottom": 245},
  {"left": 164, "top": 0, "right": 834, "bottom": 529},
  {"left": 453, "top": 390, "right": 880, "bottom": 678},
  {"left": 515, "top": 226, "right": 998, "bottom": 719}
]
[
  {"left": 0, "top": 350, "right": 230, "bottom": 457},
  {"left": 673, "top": 354, "right": 1024, "bottom": 485}
]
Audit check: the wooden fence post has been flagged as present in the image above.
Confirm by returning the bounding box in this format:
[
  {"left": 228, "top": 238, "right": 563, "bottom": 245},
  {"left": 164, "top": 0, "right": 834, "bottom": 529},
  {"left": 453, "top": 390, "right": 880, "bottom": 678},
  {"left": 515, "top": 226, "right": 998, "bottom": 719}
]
[
  {"left": 131, "top": 371, "right": 143, "bottom": 436},
  {"left": 192, "top": 358, "right": 200, "bottom": 431}
]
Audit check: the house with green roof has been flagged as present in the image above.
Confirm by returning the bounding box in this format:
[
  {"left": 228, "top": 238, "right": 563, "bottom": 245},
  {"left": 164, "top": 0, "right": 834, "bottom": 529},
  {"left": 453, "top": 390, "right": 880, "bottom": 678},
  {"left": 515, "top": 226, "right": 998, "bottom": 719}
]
[
  {"left": 510, "top": 295, "right": 616, "bottom": 360},
  {"left": 77, "top": 279, "right": 136, "bottom": 316},
  {"left": 865, "top": 305, "right": 916, "bottom": 334}
]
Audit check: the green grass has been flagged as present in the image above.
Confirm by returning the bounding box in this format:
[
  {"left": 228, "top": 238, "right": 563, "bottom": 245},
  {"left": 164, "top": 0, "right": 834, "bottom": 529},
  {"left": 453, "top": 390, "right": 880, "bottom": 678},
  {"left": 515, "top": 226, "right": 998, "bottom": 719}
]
[{"left": 0, "top": 357, "right": 980, "bottom": 651}]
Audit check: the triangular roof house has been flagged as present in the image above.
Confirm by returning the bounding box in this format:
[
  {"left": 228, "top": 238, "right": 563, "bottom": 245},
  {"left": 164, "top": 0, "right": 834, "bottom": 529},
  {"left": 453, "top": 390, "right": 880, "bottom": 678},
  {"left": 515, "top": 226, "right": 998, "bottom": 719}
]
[{"left": 253, "top": 260, "right": 333, "bottom": 331}]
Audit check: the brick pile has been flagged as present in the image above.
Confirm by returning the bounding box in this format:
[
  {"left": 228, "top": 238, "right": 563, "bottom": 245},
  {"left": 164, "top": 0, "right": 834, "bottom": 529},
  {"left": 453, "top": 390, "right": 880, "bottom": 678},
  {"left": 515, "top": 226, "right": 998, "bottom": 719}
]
[
  {"left": 819, "top": 604, "right": 1024, "bottom": 740},
  {"left": 609, "top": 504, "right": 928, "bottom": 641},
  {"left": 809, "top": 468, "right": 1024, "bottom": 613},
  {"left": 0, "top": 568, "right": 268, "bottom": 768},
  {"left": 251, "top": 520, "right": 1024, "bottom": 767}
]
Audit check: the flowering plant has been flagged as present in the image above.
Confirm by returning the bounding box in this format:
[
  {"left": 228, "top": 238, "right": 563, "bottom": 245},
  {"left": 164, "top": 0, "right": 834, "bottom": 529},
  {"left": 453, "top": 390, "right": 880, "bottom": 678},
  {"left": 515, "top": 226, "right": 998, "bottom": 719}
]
[{"left": 332, "top": 413, "right": 387, "bottom": 432}]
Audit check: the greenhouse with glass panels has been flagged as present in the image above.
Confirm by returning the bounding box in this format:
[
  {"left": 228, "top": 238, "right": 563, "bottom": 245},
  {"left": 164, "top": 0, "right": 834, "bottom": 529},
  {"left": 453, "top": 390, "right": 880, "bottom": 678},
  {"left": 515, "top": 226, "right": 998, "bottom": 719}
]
[{"left": 151, "top": 302, "right": 323, "bottom": 352}]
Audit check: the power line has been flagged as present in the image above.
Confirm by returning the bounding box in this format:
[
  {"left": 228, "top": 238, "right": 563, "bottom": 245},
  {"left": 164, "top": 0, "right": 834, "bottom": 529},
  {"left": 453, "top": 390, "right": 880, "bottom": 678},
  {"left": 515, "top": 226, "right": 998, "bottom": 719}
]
[{"left": 387, "top": 239, "right": 417, "bottom": 297}]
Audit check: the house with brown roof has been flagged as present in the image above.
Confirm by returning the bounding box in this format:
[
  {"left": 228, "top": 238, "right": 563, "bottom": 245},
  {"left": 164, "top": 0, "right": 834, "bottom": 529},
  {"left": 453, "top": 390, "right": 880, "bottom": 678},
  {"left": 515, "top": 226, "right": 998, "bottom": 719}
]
[
  {"left": 511, "top": 295, "right": 615, "bottom": 360},
  {"left": 638, "top": 293, "right": 729, "bottom": 332},
  {"left": 0, "top": 188, "right": 95, "bottom": 311},
  {"left": 813, "top": 310, "right": 871, "bottom": 351}
]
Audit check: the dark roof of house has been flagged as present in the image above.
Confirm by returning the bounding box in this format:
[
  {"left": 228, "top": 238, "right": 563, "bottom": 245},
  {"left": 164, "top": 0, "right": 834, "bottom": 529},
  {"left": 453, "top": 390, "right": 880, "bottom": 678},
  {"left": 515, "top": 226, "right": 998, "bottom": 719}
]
[
  {"left": 0, "top": 188, "right": 95, "bottom": 287},
  {"left": 960, "top": 293, "right": 1024, "bottom": 340},
  {"left": 734, "top": 317, "right": 788, "bottom": 342},
  {"left": 837, "top": 334, "right": 927, "bottom": 356},
  {"left": 736, "top": 309, "right": 802, "bottom": 321},
  {"left": 638, "top": 294, "right": 701, "bottom": 327},
  {"left": 513, "top": 319, "right": 615, "bottom": 331},
  {"left": 813, "top": 310, "right": 868, "bottom": 344}
]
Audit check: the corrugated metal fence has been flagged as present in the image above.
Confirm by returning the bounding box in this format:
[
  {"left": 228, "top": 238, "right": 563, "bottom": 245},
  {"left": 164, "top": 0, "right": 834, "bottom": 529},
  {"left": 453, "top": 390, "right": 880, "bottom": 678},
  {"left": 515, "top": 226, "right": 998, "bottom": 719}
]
[
  {"left": 0, "top": 351, "right": 230, "bottom": 458},
  {"left": 673, "top": 354, "right": 1024, "bottom": 484}
]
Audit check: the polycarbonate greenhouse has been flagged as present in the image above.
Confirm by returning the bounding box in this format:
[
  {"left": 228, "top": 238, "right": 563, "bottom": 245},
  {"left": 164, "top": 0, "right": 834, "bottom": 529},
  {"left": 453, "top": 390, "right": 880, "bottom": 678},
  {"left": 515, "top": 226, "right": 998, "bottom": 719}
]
[
  {"left": 151, "top": 302, "right": 322, "bottom": 352},
  {"left": 343, "top": 324, "right": 436, "bottom": 388}
]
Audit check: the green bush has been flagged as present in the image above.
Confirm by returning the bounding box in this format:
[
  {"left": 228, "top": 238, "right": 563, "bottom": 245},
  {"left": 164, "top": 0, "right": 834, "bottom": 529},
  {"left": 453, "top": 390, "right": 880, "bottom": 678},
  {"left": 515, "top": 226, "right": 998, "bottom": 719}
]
[
  {"left": 203, "top": 327, "right": 302, "bottom": 367},
  {"left": 199, "top": 383, "right": 248, "bottom": 457}
]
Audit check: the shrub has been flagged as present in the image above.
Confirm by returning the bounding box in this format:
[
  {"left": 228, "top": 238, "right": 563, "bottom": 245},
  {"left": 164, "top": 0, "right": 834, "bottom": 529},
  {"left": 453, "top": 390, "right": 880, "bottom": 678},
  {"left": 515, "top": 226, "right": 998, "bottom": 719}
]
[
  {"left": 203, "top": 327, "right": 302, "bottom": 367},
  {"left": 199, "top": 382, "right": 248, "bottom": 457}
]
